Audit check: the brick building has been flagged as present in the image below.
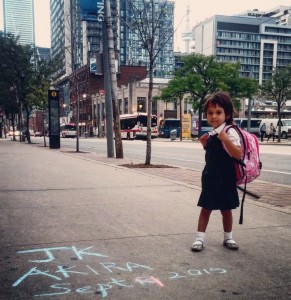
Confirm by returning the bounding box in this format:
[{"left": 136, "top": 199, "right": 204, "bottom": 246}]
[{"left": 67, "top": 64, "right": 147, "bottom": 135}]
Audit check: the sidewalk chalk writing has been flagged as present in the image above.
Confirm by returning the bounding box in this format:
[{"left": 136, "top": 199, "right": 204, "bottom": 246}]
[
  {"left": 12, "top": 245, "right": 227, "bottom": 298},
  {"left": 17, "top": 246, "right": 108, "bottom": 263}
]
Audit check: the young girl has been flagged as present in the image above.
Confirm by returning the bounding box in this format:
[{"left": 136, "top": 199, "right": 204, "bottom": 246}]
[{"left": 191, "top": 92, "right": 243, "bottom": 252}]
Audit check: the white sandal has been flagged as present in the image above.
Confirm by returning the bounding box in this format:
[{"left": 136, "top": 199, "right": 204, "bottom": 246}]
[
  {"left": 223, "top": 239, "right": 239, "bottom": 250},
  {"left": 191, "top": 240, "right": 204, "bottom": 252}
]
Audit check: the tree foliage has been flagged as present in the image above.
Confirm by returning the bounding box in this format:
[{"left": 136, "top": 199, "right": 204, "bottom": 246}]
[{"left": 261, "top": 66, "right": 291, "bottom": 141}]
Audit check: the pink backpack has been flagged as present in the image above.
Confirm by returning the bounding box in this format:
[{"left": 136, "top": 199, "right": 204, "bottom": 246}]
[{"left": 224, "top": 125, "right": 262, "bottom": 224}]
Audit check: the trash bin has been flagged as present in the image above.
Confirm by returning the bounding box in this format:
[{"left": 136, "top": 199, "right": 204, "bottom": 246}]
[
  {"left": 170, "top": 129, "right": 177, "bottom": 141},
  {"left": 84, "top": 132, "right": 88, "bottom": 138}
]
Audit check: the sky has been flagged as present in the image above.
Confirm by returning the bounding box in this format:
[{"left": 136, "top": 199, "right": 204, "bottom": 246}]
[{"left": 0, "top": 0, "right": 290, "bottom": 51}]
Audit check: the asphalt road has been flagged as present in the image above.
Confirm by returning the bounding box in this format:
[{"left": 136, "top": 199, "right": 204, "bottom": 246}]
[{"left": 32, "top": 136, "right": 291, "bottom": 186}]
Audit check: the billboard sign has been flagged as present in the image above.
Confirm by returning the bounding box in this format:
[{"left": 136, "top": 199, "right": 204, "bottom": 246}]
[
  {"left": 90, "top": 54, "right": 103, "bottom": 75},
  {"left": 80, "top": 0, "right": 104, "bottom": 22}
]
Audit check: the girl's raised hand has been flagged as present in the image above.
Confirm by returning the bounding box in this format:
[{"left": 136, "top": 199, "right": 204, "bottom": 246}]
[
  {"left": 199, "top": 133, "right": 209, "bottom": 148},
  {"left": 217, "top": 130, "right": 229, "bottom": 142}
]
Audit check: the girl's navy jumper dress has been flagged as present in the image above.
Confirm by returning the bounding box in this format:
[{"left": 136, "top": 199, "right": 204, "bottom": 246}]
[{"left": 198, "top": 134, "right": 239, "bottom": 210}]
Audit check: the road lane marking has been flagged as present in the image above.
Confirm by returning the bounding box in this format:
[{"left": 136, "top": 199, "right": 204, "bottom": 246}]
[{"left": 261, "top": 169, "right": 291, "bottom": 175}]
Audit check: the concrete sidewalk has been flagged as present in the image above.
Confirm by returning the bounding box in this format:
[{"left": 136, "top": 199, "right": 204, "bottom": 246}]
[{"left": 0, "top": 140, "right": 290, "bottom": 300}]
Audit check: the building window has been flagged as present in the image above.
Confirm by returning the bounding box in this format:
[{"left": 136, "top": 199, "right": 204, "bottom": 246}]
[
  {"left": 118, "top": 99, "right": 122, "bottom": 114},
  {"left": 137, "top": 97, "right": 146, "bottom": 112},
  {"left": 124, "top": 98, "right": 128, "bottom": 114}
]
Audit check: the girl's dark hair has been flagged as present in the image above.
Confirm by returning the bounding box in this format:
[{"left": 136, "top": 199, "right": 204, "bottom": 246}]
[{"left": 204, "top": 92, "right": 235, "bottom": 125}]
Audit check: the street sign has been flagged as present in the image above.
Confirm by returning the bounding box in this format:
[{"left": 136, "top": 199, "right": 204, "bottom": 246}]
[
  {"left": 182, "top": 114, "right": 191, "bottom": 139},
  {"left": 48, "top": 90, "right": 59, "bottom": 100}
]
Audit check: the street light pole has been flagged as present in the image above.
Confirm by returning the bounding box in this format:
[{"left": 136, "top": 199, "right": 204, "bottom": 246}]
[
  {"left": 76, "top": 84, "right": 80, "bottom": 152},
  {"left": 247, "top": 71, "right": 253, "bottom": 133},
  {"left": 83, "top": 94, "right": 87, "bottom": 137},
  {"left": 99, "top": 95, "right": 102, "bottom": 138}
]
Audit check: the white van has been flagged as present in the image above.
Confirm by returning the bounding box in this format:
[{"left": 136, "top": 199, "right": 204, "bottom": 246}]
[
  {"left": 259, "top": 119, "right": 291, "bottom": 139},
  {"left": 234, "top": 118, "right": 261, "bottom": 136}
]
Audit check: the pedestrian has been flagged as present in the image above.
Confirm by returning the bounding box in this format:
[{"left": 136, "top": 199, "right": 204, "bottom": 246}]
[
  {"left": 25, "top": 128, "right": 31, "bottom": 143},
  {"left": 267, "top": 123, "right": 276, "bottom": 142},
  {"left": 191, "top": 91, "right": 242, "bottom": 252},
  {"left": 260, "top": 123, "right": 266, "bottom": 142}
]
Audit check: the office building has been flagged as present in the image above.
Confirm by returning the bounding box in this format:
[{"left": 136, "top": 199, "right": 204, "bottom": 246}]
[
  {"left": 51, "top": 0, "right": 174, "bottom": 81},
  {"left": 50, "top": 0, "right": 119, "bottom": 80},
  {"left": 36, "top": 47, "right": 51, "bottom": 63},
  {"left": 3, "top": 0, "right": 35, "bottom": 45},
  {"left": 193, "top": 6, "right": 291, "bottom": 84}
]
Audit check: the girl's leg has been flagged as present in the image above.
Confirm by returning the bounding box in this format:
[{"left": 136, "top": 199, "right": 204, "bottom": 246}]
[
  {"left": 198, "top": 207, "right": 212, "bottom": 232},
  {"left": 191, "top": 208, "right": 212, "bottom": 252},
  {"left": 221, "top": 210, "right": 239, "bottom": 250},
  {"left": 221, "top": 209, "right": 233, "bottom": 232}
]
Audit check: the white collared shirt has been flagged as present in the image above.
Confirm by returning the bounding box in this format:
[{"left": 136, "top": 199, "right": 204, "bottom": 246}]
[{"left": 209, "top": 122, "right": 241, "bottom": 146}]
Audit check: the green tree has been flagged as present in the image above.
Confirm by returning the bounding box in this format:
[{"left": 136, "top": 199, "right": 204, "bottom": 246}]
[
  {"left": 164, "top": 54, "right": 258, "bottom": 136},
  {"left": 122, "top": 0, "right": 174, "bottom": 164},
  {"left": 0, "top": 35, "right": 37, "bottom": 143},
  {"left": 0, "top": 81, "right": 19, "bottom": 140},
  {"left": 261, "top": 66, "right": 291, "bottom": 142},
  {"left": 0, "top": 34, "right": 60, "bottom": 143}
]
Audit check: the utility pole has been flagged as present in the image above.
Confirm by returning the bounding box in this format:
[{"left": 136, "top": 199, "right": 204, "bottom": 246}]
[
  {"left": 104, "top": 0, "right": 123, "bottom": 158},
  {"left": 102, "top": 4, "right": 114, "bottom": 157}
]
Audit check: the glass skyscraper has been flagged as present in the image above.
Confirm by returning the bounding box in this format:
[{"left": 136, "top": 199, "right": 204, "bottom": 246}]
[
  {"left": 3, "top": 0, "right": 35, "bottom": 45},
  {"left": 120, "top": 0, "right": 175, "bottom": 78}
]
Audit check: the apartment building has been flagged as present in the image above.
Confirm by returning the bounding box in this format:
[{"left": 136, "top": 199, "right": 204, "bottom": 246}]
[{"left": 192, "top": 6, "right": 291, "bottom": 84}]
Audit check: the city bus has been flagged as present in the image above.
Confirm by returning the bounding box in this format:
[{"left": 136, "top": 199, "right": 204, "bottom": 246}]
[
  {"left": 158, "top": 118, "right": 181, "bottom": 138},
  {"left": 60, "top": 123, "right": 77, "bottom": 138},
  {"left": 119, "top": 113, "right": 158, "bottom": 140}
]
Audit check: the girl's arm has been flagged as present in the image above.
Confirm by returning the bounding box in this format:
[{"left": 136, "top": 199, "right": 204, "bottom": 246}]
[{"left": 218, "top": 131, "right": 242, "bottom": 160}]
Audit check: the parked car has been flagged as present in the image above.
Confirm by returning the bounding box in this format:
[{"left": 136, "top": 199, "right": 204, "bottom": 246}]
[
  {"left": 158, "top": 119, "right": 181, "bottom": 138},
  {"left": 34, "top": 131, "right": 42, "bottom": 137},
  {"left": 8, "top": 130, "right": 20, "bottom": 136}
]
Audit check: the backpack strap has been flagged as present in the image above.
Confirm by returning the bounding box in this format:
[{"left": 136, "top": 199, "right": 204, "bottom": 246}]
[
  {"left": 224, "top": 125, "right": 246, "bottom": 160},
  {"left": 239, "top": 180, "right": 247, "bottom": 225},
  {"left": 224, "top": 124, "right": 246, "bottom": 225}
]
